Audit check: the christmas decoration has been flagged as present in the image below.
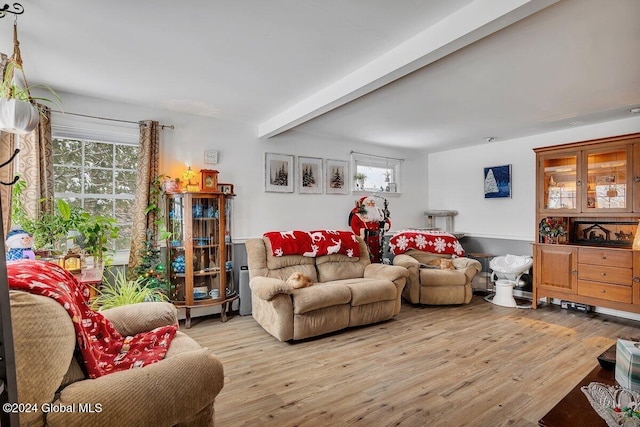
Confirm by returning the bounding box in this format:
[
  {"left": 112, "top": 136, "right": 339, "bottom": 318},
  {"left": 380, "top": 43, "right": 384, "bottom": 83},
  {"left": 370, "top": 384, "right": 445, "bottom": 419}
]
[
  {"left": 6, "top": 227, "right": 35, "bottom": 261},
  {"left": 134, "top": 230, "right": 168, "bottom": 297}
]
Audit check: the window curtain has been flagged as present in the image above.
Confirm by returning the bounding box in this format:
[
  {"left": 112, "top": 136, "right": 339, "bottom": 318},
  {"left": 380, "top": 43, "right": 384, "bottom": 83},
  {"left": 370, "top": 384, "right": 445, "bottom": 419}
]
[
  {"left": 18, "top": 106, "right": 54, "bottom": 218},
  {"left": 0, "top": 132, "right": 15, "bottom": 238},
  {"left": 0, "top": 106, "right": 53, "bottom": 239},
  {"left": 128, "top": 120, "right": 160, "bottom": 269}
]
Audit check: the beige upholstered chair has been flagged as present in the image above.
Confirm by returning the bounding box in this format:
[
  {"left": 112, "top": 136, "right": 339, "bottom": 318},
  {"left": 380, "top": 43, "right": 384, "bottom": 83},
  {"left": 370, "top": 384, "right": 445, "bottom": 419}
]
[
  {"left": 393, "top": 250, "right": 481, "bottom": 305},
  {"left": 9, "top": 293, "right": 224, "bottom": 427}
]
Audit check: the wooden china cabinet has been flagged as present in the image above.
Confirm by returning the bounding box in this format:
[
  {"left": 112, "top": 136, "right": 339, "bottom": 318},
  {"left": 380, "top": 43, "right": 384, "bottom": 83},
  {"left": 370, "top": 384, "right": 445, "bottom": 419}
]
[
  {"left": 533, "top": 132, "right": 640, "bottom": 314},
  {"left": 165, "top": 191, "right": 237, "bottom": 328}
]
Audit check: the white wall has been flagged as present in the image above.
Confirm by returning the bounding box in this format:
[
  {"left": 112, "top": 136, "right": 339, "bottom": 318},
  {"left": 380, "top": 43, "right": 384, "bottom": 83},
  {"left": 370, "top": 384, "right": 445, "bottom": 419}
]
[
  {"left": 55, "top": 91, "right": 640, "bottom": 244},
  {"left": 55, "top": 92, "right": 429, "bottom": 240},
  {"left": 427, "top": 116, "right": 640, "bottom": 241}
]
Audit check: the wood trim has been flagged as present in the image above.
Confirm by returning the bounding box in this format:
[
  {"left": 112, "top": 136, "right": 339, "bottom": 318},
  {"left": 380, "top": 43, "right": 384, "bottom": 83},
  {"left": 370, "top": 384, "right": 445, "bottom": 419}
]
[{"left": 533, "top": 132, "right": 640, "bottom": 154}]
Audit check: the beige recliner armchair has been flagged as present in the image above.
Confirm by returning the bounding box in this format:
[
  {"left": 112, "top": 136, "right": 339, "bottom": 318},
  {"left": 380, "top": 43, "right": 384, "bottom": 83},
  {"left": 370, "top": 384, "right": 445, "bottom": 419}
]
[
  {"left": 9, "top": 292, "right": 224, "bottom": 427},
  {"left": 393, "top": 250, "right": 481, "bottom": 305}
]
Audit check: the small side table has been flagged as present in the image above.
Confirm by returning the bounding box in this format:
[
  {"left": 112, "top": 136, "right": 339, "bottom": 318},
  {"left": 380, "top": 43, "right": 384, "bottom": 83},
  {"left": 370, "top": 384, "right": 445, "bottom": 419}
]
[
  {"left": 73, "top": 266, "right": 104, "bottom": 302},
  {"left": 467, "top": 253, "right": 494, "bottom": 293}
]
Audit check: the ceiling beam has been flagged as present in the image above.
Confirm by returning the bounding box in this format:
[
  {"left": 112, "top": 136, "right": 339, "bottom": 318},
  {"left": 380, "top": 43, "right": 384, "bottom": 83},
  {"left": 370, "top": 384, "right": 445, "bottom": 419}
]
[{"left": 258, "top": 0, "right": 560, "bottom": 139}]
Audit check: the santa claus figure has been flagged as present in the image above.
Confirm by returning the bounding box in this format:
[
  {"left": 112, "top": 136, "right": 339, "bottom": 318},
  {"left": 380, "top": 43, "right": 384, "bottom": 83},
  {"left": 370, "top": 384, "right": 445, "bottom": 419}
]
[{"left": 349, "top": 196, "right": 390, "bottom": 263}]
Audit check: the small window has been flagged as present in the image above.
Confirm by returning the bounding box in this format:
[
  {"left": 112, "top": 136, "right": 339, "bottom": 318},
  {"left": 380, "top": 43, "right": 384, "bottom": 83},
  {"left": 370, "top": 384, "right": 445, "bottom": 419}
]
[{"left": 351, "top": 153, "right": 401, "bottom": 193}]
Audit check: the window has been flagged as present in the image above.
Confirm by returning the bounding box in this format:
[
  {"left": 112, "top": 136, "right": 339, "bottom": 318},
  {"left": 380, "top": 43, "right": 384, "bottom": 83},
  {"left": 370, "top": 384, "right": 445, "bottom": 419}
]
[
  {"left": 52, "top": 137, "right": 138, "bottom": 257},
  {"left": 49, "top": 113, "right": 140, "bottom": 264},
  {"left": 351, "top": 152, "right": 401, "bottom": 193}
]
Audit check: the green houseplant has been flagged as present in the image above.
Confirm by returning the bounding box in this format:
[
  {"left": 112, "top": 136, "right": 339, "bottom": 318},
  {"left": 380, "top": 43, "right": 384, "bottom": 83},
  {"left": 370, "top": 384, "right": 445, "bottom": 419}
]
[
  {"left": 0, "top": 19, "right": 62, "bottom": 134},
  {"left": 91, "top": 269, "right": 168, "bottom": 311},
  {"left": 12, "top": 179, "right": 120, "bottom": 263},
  {"left": 147, "top": 173, "right": 172, "bottom": 242},
  {"left": 76, "top": 213, "right": 119, "bottom": 267},
  {"left": 354, "top": 172, "right": 367, "bottom": 189},
  {"left": 11, "top": 184, "right": 81, "bottom": 253}
]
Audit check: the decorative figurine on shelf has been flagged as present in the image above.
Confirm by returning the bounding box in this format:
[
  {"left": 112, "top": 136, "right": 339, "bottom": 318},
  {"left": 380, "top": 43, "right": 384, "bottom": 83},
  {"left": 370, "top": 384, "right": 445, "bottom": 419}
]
[
  {"left": 5, "top": 227, "right": 36, "bottom": 261},
  {"left": 172, "top": 254, "right": 186, "bottom": 273},
  {"left": 348, "top": 196, "right": 391, "bottom": 263}
]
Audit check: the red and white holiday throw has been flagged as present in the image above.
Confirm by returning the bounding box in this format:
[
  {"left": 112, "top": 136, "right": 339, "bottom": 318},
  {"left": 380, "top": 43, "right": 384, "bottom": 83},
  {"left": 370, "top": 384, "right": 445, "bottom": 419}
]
[
  {"left": 7, "top": 260, "right": 177, "bottom": 378},
  {"left": 389, "top": 230, "right": 464, "bottom": 256},
  {"left": 264, "top": 230, "right": 360, "bottom": 258}
]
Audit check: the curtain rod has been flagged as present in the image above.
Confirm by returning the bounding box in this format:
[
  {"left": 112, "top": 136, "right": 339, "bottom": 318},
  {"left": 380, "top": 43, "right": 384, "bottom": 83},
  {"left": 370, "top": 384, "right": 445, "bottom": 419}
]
[
  {"left": 50, "top": 110, "right": 174, "bottom": 130},
  {"left": 349, "top": 150, "right": 404, "bottom": 162}
]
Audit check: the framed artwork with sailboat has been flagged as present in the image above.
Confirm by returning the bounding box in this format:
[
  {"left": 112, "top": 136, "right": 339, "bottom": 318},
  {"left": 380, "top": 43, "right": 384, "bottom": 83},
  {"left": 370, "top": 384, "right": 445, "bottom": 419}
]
[{"left": 484, "top": 164, "right": 511, "bottom": 198}]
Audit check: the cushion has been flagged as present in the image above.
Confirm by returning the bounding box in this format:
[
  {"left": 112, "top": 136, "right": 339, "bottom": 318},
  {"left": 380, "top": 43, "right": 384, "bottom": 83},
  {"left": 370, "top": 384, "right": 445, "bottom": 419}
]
[
  {"left": 264, "top": 238, "right": 318, "bottom": 282},
  {"left": 341, "top": 278, "right": 397, "bottom": 306},
  {"left": 419, "top": 269, "right": 467, "bottom": 286},
  {"left": 291, "top": 282, "right": 351, "bottom": 315},
  {"left": 389, "top": 230, "right": 465, "bottom": 256}
]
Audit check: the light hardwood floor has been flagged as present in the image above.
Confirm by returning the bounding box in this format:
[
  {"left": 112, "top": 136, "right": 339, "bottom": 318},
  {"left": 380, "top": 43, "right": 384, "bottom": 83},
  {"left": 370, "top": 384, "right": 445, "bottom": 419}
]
[{"left": 184, "top": 296, "right": 640, "bottom": 427}]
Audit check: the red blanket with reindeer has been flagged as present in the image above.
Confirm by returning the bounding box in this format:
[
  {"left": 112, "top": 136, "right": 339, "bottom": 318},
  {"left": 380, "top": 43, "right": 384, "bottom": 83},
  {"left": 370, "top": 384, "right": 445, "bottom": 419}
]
[
  {"left": 7, "top": 260, "right": 177, "bottom": 378},
  {"left": 264, "top": 230, "right": 360, "bottom": 258}
]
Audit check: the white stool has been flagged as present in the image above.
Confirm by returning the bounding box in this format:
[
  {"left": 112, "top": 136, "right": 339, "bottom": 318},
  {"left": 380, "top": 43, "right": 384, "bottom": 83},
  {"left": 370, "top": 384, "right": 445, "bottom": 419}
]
[{"left": 492, "top": 279, "right": 517, "bottom": 308}]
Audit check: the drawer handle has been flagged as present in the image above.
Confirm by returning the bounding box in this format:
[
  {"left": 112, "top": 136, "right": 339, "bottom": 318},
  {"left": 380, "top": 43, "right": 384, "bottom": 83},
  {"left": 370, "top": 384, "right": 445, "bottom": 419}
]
[
  {"left": 601, "top": 272, "right": 606, "bottom": 276},
  {"left": 572, "top": 270, "right": 578, "bottom": 275},
  {"left": 601, "top": 256, "right": 607, "bottom": 259},
  {"left": 635, "top": 176, "right": 640, "bottom": 183},
  {"left": 634, "top": 277, "right": 640, "bottom": 283},
  {"left": 601, "top": 289, "right": 607, "bottom": 294}
]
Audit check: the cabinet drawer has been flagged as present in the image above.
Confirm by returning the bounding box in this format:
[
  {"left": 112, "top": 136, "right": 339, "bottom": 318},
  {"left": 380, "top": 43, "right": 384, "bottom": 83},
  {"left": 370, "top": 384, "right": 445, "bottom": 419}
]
[
  {"left": 578, "top": 280, "right": 632, "bottom": 303},
  {"left": 578, "top": 248, "right": 631, "bottom": 268},
  {"left": 578, "top": 264, "right": 631, "bottom": 285}
]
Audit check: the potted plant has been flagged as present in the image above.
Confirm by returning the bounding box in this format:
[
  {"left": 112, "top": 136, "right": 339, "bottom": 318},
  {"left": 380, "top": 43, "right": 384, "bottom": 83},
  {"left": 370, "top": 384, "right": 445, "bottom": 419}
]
[
  {"left": 0, "top": 58, "right": 62, "bottom": 134},
  {"left": 76, "top": 213, "right": 119, "bottom": 267},
  {"left": 91, "top": 269, "right": 168, "bottom": 311},
  {"left": 11, "top": 183, "right": 79, "bottom": 255},
  {"left": 0, "top": 21, "right": 62, "bottom": 134},
  {"left": 354, "top": 172, "right": 367, "bottom": 189}
]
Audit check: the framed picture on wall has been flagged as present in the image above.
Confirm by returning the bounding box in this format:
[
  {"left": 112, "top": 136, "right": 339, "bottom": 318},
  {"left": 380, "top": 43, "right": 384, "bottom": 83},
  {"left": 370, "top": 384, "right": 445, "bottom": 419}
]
[
  {"left": 325, "top": 159, "right": 349, "bottom": 195},
  {"left": 484, "top": 164, "right": 511, "bottom": 198},
  {"left": 265, "top": 153, "right": 294, "bottom": 193},
  {"left": 298, "top": 156, "right": 323, "bottom": 194}
]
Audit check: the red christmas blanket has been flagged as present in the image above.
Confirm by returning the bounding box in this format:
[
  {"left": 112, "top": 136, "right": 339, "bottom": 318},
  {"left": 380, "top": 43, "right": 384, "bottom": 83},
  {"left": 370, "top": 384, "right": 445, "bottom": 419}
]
[
  {"left": 389, "top": 230, "right": 465, "bottom": 256},
  {"left": 7, "top": 260, "right": 177, "bottom": 379},
  {"left": 264, "top": 230, "right": 360, "bottom": 258}
]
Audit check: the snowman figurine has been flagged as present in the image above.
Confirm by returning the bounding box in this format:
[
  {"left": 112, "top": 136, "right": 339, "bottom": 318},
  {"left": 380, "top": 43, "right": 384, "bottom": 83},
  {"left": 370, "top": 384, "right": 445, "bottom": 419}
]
[{"left": 6, "top": 228, "right": 36, "bottom": 261}]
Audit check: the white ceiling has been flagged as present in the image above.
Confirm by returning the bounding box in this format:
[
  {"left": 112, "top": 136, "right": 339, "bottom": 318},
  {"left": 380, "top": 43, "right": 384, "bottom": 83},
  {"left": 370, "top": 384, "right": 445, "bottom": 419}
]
[{"left": 1, "top": 0, "right": 639, "bottom": 151}]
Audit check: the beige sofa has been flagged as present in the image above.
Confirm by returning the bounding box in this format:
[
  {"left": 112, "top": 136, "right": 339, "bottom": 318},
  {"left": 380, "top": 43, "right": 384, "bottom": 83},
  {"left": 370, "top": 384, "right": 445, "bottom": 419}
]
[
  {"left": 9, "top": 292, "right": 224, "bottom": 427},
  {"left": 245, "top": 236, "right": 408, "bottom": 341},
  {"left": 393, "top": 250, "right": 481, "bottom": 305}
]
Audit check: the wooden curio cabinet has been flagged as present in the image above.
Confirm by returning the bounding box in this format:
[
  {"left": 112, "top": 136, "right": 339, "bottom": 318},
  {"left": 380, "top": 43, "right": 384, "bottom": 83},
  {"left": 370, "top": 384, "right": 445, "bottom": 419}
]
[
  {"left": 165, "top": 191, "right": 236, "bottom": 328},
  {"left": 533, "top": 133, "right": 640, "bottom": 314}
]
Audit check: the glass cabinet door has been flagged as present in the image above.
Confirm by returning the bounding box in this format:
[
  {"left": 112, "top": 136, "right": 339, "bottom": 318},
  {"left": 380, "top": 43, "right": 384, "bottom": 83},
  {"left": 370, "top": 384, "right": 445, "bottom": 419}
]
[
  {"left": 583, "top": 146, "right": 630, "bottom": 212},
  {"left": 190, "top": 195, "right": 223, "bottom": 300},
  {"left": 167, "top": 195, "right": 186, "bottom": 302},
  {"left": 540, "top": 153, "right": 579, "bottom": 212}
]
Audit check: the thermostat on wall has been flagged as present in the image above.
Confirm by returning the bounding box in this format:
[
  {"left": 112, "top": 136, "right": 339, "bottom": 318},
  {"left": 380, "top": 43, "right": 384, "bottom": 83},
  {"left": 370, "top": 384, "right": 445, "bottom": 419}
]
[{"left": 204, "top": 149, "right": 218, "bottom": 164}]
